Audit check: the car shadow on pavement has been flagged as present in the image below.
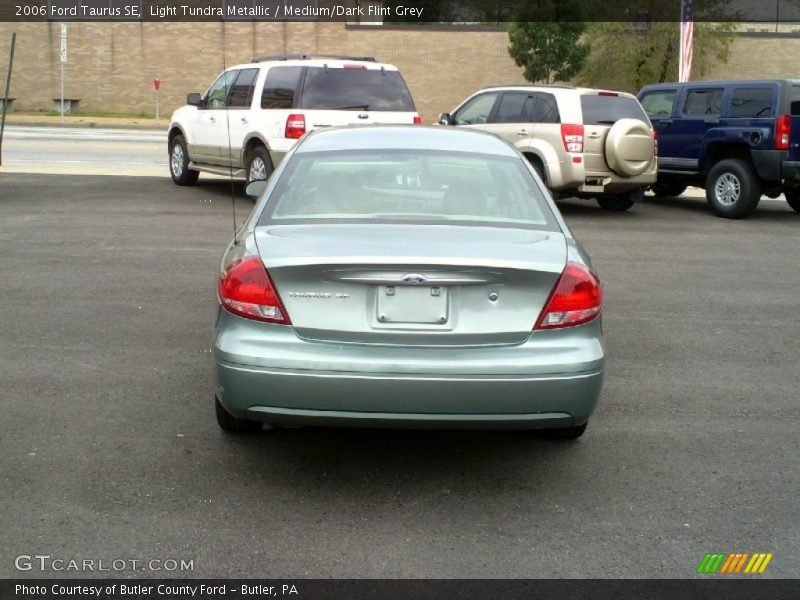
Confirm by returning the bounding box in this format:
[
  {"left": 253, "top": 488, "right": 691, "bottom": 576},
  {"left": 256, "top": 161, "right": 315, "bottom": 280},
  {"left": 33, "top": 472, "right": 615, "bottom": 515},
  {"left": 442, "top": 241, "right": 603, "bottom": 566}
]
[{"left": 214, "top": 427, "right": 591, "bottom": 500}]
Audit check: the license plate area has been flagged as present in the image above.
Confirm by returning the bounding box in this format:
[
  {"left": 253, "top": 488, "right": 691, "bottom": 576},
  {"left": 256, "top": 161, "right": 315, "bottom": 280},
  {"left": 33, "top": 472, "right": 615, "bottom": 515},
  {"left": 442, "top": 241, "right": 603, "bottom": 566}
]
[{"left": 377, "top": 286, "right": 448, "bottom": 324}]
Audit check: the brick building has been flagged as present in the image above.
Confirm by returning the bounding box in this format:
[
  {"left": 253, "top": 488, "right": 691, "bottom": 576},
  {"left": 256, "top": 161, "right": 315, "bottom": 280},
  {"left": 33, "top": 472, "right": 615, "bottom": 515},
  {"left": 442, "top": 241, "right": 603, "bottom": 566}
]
[{"left": 0, "top": 22, "right": 798, "bottom": 122}]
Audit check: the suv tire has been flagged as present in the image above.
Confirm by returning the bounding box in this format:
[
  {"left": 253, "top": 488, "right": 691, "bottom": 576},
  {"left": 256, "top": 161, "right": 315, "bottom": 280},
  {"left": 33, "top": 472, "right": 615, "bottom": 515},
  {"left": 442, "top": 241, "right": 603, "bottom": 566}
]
[
  {"left": 245, "top": 146, "right": 274, "bottom": 185},
  {"left": 169, "top": 134, "right": 199, "bottom": 186},
  {"left": 706, "top": 159, "right": 761, "bottom": 219},
  {"left": 784, "top": 188, "right": 800, "bottom": 213},
  {"left": 596, "top": 192, "right": 637, "bottom": 211},
  {"left": 215, "top": 396, "right": 262, "bottom": 433},
  {"left": 651, "top": 182, "right": 687, "bottom": 198}
]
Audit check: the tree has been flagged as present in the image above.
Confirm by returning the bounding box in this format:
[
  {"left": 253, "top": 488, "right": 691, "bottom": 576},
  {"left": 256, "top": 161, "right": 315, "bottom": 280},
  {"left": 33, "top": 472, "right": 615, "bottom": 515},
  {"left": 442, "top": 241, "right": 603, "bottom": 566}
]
[
  {"left": 508, "top": 22, "right": 590, "bottom": 84},
  {"left": 577, "top": 21, "right": 736, "bottom": 92}
]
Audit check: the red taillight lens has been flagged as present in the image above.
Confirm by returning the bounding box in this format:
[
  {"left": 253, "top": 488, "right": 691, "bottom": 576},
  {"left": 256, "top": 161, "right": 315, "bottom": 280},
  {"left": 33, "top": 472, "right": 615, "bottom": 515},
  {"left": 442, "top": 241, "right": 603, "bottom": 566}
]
[
  {"left": 413, "top": 115, "right": 422, "bottom": 125},
  {"left": 775, "top": 115, "right": 791, "bottom": 150},
  {"left": 653, "top": 128, "right": 658, "bottom": 157},
  {"left": 285, "top": 113, "right": 306, "bottom": 139},
  {"left": 535, "top": 262, "right": 602, "bottom": 330},
  {"left": 218, "top": 256, "right": 290, "bottom": 324},
  {"left": 561, "top": 123, "right": 584, "bottom": 153}
]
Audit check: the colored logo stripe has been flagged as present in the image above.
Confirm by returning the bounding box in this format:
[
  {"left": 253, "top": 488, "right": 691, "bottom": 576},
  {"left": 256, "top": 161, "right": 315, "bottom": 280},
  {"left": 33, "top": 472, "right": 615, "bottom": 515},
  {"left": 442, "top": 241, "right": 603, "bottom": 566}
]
[{"left": 697, "top": 552, "right": 773, "bottom": 574}]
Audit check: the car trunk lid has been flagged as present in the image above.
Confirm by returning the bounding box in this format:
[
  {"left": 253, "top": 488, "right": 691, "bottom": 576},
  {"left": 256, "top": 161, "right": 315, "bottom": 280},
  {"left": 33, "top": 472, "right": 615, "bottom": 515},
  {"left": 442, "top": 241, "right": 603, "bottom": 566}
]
[{"left": 254, "top": 224, "right": 567, "bottom": 346}]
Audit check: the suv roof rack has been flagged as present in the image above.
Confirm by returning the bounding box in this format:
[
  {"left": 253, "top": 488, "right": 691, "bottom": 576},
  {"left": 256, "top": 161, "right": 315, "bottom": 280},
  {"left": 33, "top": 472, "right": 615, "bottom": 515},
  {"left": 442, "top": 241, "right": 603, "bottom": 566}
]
[
  {"left": 251, "top": 53, "right": 377, "bottom": 63},
  {"left": 484, "top": 83, "right": 575, "bottom": 90}
]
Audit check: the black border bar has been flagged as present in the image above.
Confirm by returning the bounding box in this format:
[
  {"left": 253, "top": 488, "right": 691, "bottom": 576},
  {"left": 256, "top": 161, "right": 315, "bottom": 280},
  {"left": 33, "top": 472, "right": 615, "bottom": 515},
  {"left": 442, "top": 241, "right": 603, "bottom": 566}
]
[
  {"left": 2, "top": 0, "right": 800, "bottom": 22},
  {"left": 3, "top": 579, "right": 800, "bottom": 600}
]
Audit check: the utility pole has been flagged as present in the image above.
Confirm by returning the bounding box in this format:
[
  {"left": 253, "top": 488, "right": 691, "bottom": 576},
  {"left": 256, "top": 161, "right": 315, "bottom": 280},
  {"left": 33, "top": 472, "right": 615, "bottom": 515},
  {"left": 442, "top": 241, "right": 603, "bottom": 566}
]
[
  {"left": 60, "top": 24, "right": 67, "bottom": 123},
  {"left": 0, "top": 32, "right": 16, "bottom": 168}
]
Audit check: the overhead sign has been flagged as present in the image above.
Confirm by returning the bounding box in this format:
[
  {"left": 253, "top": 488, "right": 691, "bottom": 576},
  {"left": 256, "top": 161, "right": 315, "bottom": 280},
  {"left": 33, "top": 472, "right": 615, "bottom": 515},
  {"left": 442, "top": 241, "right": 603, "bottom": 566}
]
[{"left": 60, "top": 24, "right": 67, "bottom": 63}]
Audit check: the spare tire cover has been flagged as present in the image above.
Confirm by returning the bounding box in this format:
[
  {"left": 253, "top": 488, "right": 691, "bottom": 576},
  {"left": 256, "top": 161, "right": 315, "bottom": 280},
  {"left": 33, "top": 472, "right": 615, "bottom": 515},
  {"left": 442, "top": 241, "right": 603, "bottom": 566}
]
[{"left": 604, "top": 118, "right": 655, "bottom": 178}]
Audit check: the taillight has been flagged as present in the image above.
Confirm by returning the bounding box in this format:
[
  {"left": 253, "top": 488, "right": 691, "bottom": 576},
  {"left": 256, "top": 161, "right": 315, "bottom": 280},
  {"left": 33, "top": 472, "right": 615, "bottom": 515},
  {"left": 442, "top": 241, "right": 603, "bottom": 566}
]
[
  {"left": 413, "top": 115, "right": 422, "bottom": 125},
  {"left": 535, "top": 262, "right": 602, "bottom": 330},
  {"left": 653, "top": 128, "right": 658, "bottom": 157},
  {"left": 775, "top": 115, "right": 791, "bottom": 150},
  {"left": 218, "top": 256, "right": 290, "bottom": 324},
  {"left": 285, "top": 113, "right": 306, "bottom": 139},
  {"left": 561, "top": 123, "right": 584, "bottom": 153}
]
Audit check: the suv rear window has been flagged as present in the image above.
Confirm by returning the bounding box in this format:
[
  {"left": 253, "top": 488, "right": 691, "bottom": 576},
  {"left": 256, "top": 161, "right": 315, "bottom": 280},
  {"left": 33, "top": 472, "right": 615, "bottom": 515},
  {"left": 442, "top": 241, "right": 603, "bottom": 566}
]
[
  {"left": 580, "top": 95, "right": 648, "bottom": 125},
  {"left": 730, "top": 88, "right": 774, "bottom": 118},
  {"left": 261, "top": 66, "right": 303, "bottom": 109},
  {"left": 299, "top": 67, "right": 415, "bottom": 112}
]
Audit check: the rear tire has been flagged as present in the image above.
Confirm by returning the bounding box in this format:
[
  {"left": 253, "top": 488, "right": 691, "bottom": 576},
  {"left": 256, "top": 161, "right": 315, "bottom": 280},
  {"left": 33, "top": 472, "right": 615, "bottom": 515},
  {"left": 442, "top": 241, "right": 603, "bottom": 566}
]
[
  {"left": 596, "top": 192, "right": 636, "bottom": 211},
  {"left": 169, "top": 134, "right": 199, "bottom": 186},
  {"left": 245, "top": 146, "right": 274, "bottom": 186},
  {"left": 784, "top": 188, "right": 800, "bottom": 213},
  {"left": 705, "top": 159, "right": 761, "bottom": 219},
  {"left": 651, "top": 182, "right": 687, "bottom": 198},
  {"left": 537, "top": 422, "right": 588, "bottom": 440},
  {"left": 215, "top": 396, "right": 262, "bottom": 433},
  {"left": 526, "top": 155, "right": 546, "bottom": 185}
]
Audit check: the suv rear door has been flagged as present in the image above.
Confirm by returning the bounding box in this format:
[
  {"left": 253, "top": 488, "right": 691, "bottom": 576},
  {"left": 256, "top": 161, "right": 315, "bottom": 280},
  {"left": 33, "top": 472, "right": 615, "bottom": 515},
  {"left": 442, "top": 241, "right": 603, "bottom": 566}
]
[
  {"left": 476, "top": 91, "right": 535, "bottom": 147},
  {"left": 673, "top": 86, "right": 726, "bottom": 171},
  {"left": 579, "top": 92, "right": 654, "bottom": 177}
]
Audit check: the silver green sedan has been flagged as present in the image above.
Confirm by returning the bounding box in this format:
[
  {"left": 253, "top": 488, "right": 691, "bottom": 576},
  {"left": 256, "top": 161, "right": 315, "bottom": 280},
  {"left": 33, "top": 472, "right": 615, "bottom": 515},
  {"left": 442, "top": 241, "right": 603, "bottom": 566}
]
[{"left": 214, "top": 126, "right": 604, "bottom": 439}]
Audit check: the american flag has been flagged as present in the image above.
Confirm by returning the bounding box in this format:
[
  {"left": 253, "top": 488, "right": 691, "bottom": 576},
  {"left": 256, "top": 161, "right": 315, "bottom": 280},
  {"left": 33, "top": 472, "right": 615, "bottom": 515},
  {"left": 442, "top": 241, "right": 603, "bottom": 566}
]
[{"left": 679, "top": 0, "right": 694, "bottom": 82}]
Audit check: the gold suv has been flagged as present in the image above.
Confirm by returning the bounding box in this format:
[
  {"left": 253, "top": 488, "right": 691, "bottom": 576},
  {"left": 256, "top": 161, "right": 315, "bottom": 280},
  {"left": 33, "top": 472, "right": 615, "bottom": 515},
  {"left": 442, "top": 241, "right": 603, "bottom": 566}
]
[{"left": 440, "top": 85, "right": 657, "bottom": 211}]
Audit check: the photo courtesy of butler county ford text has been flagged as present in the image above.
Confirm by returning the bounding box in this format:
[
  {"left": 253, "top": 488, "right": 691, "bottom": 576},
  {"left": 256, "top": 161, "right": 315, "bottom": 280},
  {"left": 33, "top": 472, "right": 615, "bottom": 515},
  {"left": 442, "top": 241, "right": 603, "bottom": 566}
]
[{"left": 0, "top": 1, "right": 799, "bottom": 599}]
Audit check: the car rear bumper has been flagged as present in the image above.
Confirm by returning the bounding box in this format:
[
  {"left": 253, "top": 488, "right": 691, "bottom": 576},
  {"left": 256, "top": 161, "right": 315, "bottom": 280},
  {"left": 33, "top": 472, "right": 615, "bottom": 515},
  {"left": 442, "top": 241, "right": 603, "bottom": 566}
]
[
  {"left": 214, "top": 311, "right": 604, "bottom": 429},
  {"left": 781, "top": 160, "right": 800, "bottom": 181},
  {"left": 578, "top": 168, "right": 657, "bottom": 194}
]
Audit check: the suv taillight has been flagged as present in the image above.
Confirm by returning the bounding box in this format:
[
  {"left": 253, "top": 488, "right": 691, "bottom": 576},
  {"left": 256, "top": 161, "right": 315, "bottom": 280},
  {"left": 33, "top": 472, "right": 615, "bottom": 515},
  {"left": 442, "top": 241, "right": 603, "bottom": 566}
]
[
  {"left": 775, "top": 115, "right": 791, "bottom": 150},
  {"left": 653, "top": 129, "right": 658, "bottom": 157},
  {"left": 285, "top": 113, "right": 306, "bottom": 139},
  {"left": 413, "top": 115, "right": 422, "bottom": 125},
  {"left": 535, "top": 262, "right": 602, "bottom": 330},
  {"left": 561, "top": 123, "right": 584, "bottom": 153},
  {"left": 218, "top": 256, "right": 290, "bottom": 324}
]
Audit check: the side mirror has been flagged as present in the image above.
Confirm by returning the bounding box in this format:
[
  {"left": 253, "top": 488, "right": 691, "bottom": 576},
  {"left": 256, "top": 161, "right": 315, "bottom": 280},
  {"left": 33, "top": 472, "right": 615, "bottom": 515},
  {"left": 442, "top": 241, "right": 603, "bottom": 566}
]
[
  {"left": 187, "top": 93, "right": 202, "bottom": 106},
  {"left": 245, "top": 180, "right": 268, "bottom": 198},
  {"left": 438, "top": 113, "right": 451, "bottom": 126}
]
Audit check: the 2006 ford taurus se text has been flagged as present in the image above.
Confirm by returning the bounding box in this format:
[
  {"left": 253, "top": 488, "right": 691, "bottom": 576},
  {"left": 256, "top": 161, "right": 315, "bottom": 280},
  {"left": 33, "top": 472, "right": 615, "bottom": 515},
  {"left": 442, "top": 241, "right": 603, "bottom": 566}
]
[{"left": 213, "top": 126, "right": 604, "bottom": 439}]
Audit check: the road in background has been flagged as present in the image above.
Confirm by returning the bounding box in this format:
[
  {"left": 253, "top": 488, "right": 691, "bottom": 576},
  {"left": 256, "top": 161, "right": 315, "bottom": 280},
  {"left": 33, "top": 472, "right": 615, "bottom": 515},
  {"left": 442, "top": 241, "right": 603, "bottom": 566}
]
[
  {"left": 0, "top": 174, "right": 797, "bottom": 579},
  {"left": 1, "top": 125, "right": 794, "bottom": 208},
  {"left": 1, "top": 125, "right": 167, "bottom": 177}
]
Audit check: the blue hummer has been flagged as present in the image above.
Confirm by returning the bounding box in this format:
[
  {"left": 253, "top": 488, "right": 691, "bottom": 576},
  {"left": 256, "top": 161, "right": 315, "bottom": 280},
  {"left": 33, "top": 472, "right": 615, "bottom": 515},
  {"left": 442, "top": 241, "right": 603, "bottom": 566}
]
[{"left": 638, "top": 80, "right": 800, "bottom": 218}]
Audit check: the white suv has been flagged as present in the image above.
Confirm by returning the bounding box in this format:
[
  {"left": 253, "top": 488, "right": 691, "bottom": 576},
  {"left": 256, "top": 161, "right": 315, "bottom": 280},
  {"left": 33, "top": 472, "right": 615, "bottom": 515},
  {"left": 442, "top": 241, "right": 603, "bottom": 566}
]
[
  {"left": 440, "top": 85, "right": 657, "bottom": 211},
  {"left": 168, "top": 54, "right": 420, "bottom": 186}
]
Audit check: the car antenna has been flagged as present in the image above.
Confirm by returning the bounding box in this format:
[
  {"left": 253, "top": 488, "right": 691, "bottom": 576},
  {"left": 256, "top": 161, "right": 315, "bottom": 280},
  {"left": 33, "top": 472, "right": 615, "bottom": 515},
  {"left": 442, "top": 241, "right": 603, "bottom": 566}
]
[{"left": 223, "top": 47, "right": 238, "bottom": 246}]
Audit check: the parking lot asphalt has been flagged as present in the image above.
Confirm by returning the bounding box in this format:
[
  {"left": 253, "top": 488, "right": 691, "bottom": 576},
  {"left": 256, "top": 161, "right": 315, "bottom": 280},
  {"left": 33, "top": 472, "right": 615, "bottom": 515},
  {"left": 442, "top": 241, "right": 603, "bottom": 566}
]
[{"left": 1, "top": 174, "right": 798, "bottom": 579}]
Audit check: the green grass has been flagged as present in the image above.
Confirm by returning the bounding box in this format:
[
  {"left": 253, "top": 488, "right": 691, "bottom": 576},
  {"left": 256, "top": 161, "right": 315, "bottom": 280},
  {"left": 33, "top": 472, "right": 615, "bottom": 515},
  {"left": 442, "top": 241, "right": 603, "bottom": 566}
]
[{"left": 37, "top": 109, "right": 155, "bottom": 119}]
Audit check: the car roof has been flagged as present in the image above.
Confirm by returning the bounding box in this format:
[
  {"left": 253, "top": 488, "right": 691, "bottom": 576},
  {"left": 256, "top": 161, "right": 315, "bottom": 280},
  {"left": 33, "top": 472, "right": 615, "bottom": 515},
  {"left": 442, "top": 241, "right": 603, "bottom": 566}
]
[
  {"left": 296, "top": 126, "right": 519, "bottom": 157},
  {"left": 641, "top": 79, "right": 800, "bottom": 89},
  {"left": 477, "top": 84, "right": 637, "bottom": 98}
]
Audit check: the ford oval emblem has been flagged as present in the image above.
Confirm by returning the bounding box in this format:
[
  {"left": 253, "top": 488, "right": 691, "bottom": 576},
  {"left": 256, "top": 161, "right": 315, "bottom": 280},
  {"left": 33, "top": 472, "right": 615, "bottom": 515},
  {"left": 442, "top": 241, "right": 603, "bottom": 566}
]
[{"left": 401, "top": 274, "right": 427, "bottom": 285}]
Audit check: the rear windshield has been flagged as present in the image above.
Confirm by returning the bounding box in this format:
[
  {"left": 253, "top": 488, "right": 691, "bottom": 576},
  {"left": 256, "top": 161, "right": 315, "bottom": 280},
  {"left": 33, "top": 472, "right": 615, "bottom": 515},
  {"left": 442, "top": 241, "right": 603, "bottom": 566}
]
[
  {"left": 581, "top": 95, "right": 649, "bottom": 125},
  {"left": 299, "top": 68, "right": 416, "bottom": 112},
  {"left": 259, "top": 150, "right": 558, "bottom": 231}
]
